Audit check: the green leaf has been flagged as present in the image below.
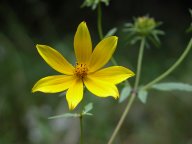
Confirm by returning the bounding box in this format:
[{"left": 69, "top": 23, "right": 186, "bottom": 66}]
[
  {"left": 104, "top": 27, "right": 117, "bottom": 38},
  {"left": 186, "top": 26, "right": 192, "bottom": 33},
  {"left": 82, "top": 112, "right": 93, "bottom": 116},
  {"left": 58, "top": 91, "right": 66, "bottom": 97},
  {"left": 83, "top": 103, "right": 93, "bottom": 113},
  {"left": 81, "top": 0, "right": 110, "bottom": 10},
  {"left": 48, "top": 113, "right": 80, "bottom": 119},
  {"left": 151, "top": 82, "right": 192, "bottom": 92},
  {"left": 186, "top": 9, "right": 192, "bottom": 33},
  {"left": 138, "top": 89, "right": 148, "bottom": 103},
  {"left": 189, "top": 9, "right": 192, "bottom": 15},
  {"left": 119, "top": 86, "right": 132, "bottom": 103}
]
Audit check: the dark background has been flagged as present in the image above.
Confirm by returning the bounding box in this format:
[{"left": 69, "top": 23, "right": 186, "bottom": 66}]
[{"left": 0, "top": 0, "right": 192, "bottom": 144}]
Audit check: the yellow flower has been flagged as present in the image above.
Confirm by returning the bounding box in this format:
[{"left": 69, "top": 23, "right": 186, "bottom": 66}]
[{"left": 32, "top": 21, "right": 135, "bottom": 110}]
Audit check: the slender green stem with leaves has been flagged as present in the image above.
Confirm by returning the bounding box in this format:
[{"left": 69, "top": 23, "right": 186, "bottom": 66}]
[
  {"left": 142, "top": 38, "right": 192, "bottom": 90},
  {"left": 82, "top": 1, "right": 192, "bottom": 143},
  {"left": 108, "top": 38, "right": 146, "bottom": 144},
  {"left": 107, "top": 37, "right": 192, "bottom": 144}
]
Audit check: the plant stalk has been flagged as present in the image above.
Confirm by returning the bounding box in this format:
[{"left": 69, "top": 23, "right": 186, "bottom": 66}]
[
  {"left": 97, "top": 2, "right": 118, "bottom": 66},
  {"left": 142, "top": 38, "right": 192, "bottom": 90},
  {"left": 97, "top": 2, "right": 103, "bottom": 40},
  {"left": 80, "top": 114, "right": 83, "bottom": 144},
  {"left": 108, "top": 38, "right": 146, "bottom": 144}
]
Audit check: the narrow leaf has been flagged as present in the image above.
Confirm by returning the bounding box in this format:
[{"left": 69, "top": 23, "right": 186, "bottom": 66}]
[
  {"left": 82, "top": 112, "right": 93, "bottom": 116},
  {"left": 104, "top": 27, "right": 117, "bottom": 38},
  {"left": 152, "top": 82, "right": 192, "bottom": 92},
  {"left": 48, "top": 113, "right": 80, "bottom": 119},
  {"left": 58, "top": 91, "right": 66, "bottom": 97},
  {"left": 83, "top": 103, "right": 93, "bottom": 113},
  {"left": 138, "top": 89, "right": 148, "bottom": 104},
  {"left": 119, "top": 86, "right": 132, "bottom": 103}
]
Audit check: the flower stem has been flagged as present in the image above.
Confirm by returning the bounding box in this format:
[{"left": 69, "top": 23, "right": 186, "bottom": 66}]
[
  {"left": 97, "top": 2, "right": 103, "bottom": 40},
  {"left": 108, "top": 38, "right": 146, "bottom": 144},
  {"left": 80, "top": 114, "right": 83, "bottom": 144},
  {"left": 111, "top": 57, "right": 118, "bottom": 65},
  {"left": 97, "top": 1, "right": 118, "bottom": 66},
  {"left": 108, "top": 92, "right": 136, "bottom": 144},
  {"left": 134, "top": 38, "right": 146, "bottom": 89},
  {"left": 142, "top": 38, "right": 192, "bottom": 90}
]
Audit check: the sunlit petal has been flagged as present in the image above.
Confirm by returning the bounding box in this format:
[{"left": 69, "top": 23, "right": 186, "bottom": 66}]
[
  {"left": 32, "top": 75, "right": 75, "bottom": 93},
  {"left": 66, "top": 78, "right": 84, "bottom": 110},
  {"left": 88, "top": 36, "right": 118, "bottom": 72},
  {"left": 74, "top": 21, "right": 92, "bottom": 64},
  {"left": 36, "top": 44, "right": 74, "bottom": 75},
  {"left": 89, "top": 66, "right": 135, "bottom": 84},
  {"left": 84, "top": 75, "right": 119, "bottom": 99}
]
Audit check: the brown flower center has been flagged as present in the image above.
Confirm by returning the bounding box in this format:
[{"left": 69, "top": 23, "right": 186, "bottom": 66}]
[{"left": 74, "top": 62, "right": 88, "bottom": 78}]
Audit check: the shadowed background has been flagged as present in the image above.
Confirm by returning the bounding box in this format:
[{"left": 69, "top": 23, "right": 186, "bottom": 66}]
[{"left": 0, "top": 0, "right": 192, "bottom": 144}]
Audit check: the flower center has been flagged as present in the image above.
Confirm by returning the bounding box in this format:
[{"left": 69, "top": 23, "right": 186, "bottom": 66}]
[{"left": 74, "top": 62, "right": 88, "bottom": 78}]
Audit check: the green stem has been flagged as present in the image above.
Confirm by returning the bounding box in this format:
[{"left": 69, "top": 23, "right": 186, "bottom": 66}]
[
  {"left": 142, "top": 38, "right": 192, "bottom": 90},
  {"left": 111, "top": 57, "right": 118, "bottom": 65},
  {"left": 97, "top": 2, "right": 103, "bottom": 40},
  {"left": 97, "top": 1, "right": 118, "bottom": 66},
  {"left": 108, "top": 38, "right": 146, "bottom": 144},
  {"left": 108, "top": 92, "right": 136, "bottom": 144},
  {"left": 80, "top": 114, "right": 83, "bottom": 144},
  {"left": 134, "top": 38, "right": 146, "bottom": 89}
]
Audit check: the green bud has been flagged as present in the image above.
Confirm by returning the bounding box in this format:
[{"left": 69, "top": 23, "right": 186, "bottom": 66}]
[
  {"left": 134, "top": 16, "right": 156, "bottom": 36},
  {"left": 124, "top": 16, "right": 164, "bottom": 47}
]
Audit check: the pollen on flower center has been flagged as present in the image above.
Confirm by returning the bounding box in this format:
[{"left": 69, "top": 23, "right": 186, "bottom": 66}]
[{"left": 74, "top": 62, "right": 88, "bottom": 78}]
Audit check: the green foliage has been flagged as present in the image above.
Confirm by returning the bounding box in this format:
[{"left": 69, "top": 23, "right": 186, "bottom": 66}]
[
  {"left": 83, "top": 102, "right": 93, "bottom": 113},
  {"left": 124, "top": 16, "right": 164, "bottom": 47},
  {"left": 104, "top": 27, "right": 117, "bottom": 38},
  {"left": 138, "top": 89, "right": 148, "bottom": 103},
  {"left": 81, "top": 0, "right": 110, "bottom": 10},
  {"left": 48, "top": 113, "right": 81, "bottom": 119},
  {"left": 48, "top": 103, "right": 93, "bottom": 119},
  {"left": 151, "top": 82, "right": 192, "bottom": 92},
  {"left": 119, "top": 85, "right": 132, "bottom": 103},
  {"left": 186, "top": 9, "right": 192, "bottom": 33}
]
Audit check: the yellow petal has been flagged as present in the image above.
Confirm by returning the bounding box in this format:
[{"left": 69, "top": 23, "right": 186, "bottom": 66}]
[
  {"left": 66, "top": 78, "right": 84, "bottom": 110},
  {"left": 88, "top": 36, "right": 118, "bottom": 72},
  {"left": 74, "top": 21, "right": 92, "bottom": 64},
  {"left": 32, "top": 75, "right": 75, "bottom": 93},
  {"left": 84, "top": 75, "right": 119, "bottom": 99},
  {"left": 36, "top": 44, "right": 74, "bottom": 75},
  {"left": 89, "top": 66, "right": 135, "bottom": 84}
]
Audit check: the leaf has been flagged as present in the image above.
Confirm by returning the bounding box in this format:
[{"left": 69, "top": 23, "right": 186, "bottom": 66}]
[
  {"left": 186, "top": 9, "right": 192, "bottom": 33},
  {"left": 138, "top": 89, "right": 148, "bottom": 104},
  {"left": 124, "top": 23, "right": 133, "bottom": 27},
  {"left": 151, "top": 82, "right": 192, "bottom": 92},
  {"left": 82, "top": 112, "right": 93, "bottom": 116},
  {"left": 83, "top": 103, "right": 93, "bottom": 113},
  {"left": 48, "top": 113, "right": 80, "bottom": 119},
  {"left": 104, "top": 27, "right": 117, "bottom": 38},
  {"left": 58, "top": 91, "right": 66, "bottom": 97},
  {"left": 119, "top": 86, "right": 132, "bottom": 103},
  {"left": 186, "top": 26, "right": 192, "bottom": 33},
  {"left": 81, "top": 0, "right": 110, "bottom": 10}
]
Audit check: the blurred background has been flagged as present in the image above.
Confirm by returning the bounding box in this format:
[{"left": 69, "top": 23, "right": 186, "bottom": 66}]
[{"left": 0, "top": 0, "right": 192, "bottom": 144}]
